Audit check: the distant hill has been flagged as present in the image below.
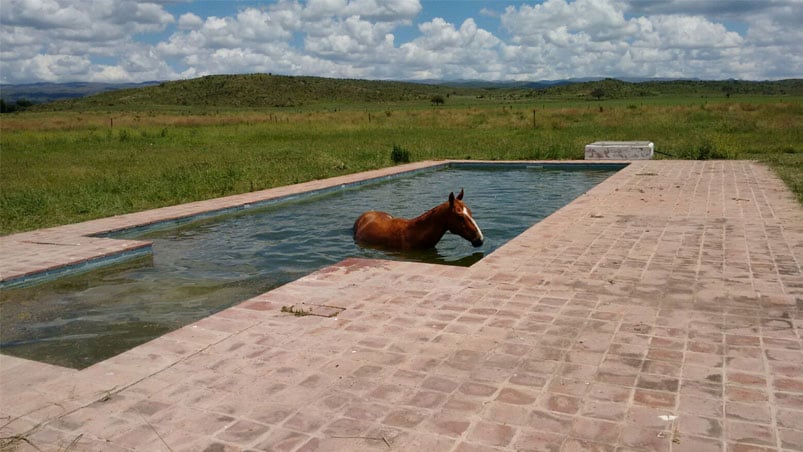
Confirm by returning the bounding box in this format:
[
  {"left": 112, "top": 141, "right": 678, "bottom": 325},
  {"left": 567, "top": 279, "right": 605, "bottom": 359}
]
[
  {"left": 0, "top": 81, "right": 160, "bottom": 104},
  {"left": 531, "top": 78, "right": 803, "bottom": 98},
  {"left": 3, "top": 75, "right": 801, "bottom": 112},
  {"left": 22, "top": 74, "right": 476, "bottom": 111}
]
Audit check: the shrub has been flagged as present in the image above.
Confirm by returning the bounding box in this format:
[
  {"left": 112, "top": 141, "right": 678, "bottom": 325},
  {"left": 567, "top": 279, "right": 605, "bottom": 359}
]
[{"left": 390, "top": 144, "right": 411, "bottom": 163}]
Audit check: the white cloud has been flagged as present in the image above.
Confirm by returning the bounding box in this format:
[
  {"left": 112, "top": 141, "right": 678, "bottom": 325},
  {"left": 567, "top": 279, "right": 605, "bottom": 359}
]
[
  {"left": 501, "top": 0, "right": 637, "bottom": 44},
  {"left": 302, "top": 0, "right": 420, "bottom": 21},
  {"left": 0, "top": 0, "right": 800, "bottom": 84},
  {"left": 178, "top": 12, "right": 203, "bottom": 30},
  {"left": 641, "top": 15, "right": 742, "bottom": 49},
  {"left": 0, "top": 0, "right": 176, "bottom": 83},
  {"left": 396, "top": 18, "right": 504, "bottom": 80}
]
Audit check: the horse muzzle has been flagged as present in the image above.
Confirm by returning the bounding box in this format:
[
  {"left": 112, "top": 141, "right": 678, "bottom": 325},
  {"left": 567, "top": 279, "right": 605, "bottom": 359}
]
[{"left": 471, "top": 237, "right": 484, "bottom": 247}]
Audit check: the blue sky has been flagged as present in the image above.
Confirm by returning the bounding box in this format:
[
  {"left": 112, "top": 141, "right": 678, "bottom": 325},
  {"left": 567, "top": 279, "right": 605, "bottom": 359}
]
[{"left": 1, "top": 0, "right": 801, "bottom": 84}]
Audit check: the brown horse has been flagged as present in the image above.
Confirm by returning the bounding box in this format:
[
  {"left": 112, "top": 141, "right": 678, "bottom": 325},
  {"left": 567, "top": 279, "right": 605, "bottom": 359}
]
[{"left": 353, "top": 189, "right": 484, "bottom": 251}]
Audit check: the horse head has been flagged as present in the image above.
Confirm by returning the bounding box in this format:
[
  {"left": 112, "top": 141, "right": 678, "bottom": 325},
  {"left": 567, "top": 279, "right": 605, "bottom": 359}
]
[{"left": 446, "top": 189, "right": 484, "bottom": 247}]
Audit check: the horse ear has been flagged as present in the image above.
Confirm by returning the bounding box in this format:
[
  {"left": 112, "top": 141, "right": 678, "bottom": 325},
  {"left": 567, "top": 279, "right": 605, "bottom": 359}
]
[
  {"left": 449, "top": 192, "right": 455, "bottom": 207},
  {"left": 457, "top": 188, "right": 464, "bottom": 200}
]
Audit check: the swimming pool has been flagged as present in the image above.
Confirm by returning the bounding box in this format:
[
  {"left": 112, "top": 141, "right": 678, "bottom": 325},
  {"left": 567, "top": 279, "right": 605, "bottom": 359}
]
[{"left": 0, "top": 163, "right": 622, "bottom": 368}]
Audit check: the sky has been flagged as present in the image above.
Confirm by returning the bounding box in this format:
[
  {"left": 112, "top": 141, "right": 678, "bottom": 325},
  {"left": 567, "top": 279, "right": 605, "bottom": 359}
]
[{"left": 1, "top": 0, "right": 802, "bottom": 85}]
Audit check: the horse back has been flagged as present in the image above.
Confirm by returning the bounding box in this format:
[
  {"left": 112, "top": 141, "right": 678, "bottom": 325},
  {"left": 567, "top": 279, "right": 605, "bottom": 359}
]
[{"left": 353, "top": 211, "right": 404, "bottom": 247}]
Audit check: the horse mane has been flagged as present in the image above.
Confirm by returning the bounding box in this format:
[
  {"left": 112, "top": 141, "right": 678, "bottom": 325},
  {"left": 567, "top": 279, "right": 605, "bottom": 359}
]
[{"left": 409, "top": 200, "right": 450, "bottom": 225}]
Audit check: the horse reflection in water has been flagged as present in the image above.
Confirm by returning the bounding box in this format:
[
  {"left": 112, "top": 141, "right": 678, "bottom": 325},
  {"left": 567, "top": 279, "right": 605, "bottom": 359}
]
[{"left": 353, "top": 189, "right": 484, "bottom": 251}]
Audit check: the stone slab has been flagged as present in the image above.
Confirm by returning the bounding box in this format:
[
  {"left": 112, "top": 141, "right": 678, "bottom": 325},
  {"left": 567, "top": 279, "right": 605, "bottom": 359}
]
[{"left": 585, "top": 141, "right": 654, "bottom": 160}]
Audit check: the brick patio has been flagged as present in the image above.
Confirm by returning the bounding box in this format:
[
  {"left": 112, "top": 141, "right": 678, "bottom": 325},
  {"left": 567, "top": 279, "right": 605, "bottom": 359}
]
[{"left": 1, "top": 160, "right": 801, "bottom": 451}]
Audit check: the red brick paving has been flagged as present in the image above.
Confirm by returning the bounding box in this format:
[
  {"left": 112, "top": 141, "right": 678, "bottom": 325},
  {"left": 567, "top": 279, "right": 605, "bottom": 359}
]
[{"left": 1, "top": 160, "right": 801, "bottom": 451}]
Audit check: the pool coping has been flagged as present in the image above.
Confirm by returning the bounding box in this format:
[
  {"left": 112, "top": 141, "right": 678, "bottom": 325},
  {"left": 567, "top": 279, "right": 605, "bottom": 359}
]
[{"left": 1, "top": 159, "right": 801, "bottom": 451}]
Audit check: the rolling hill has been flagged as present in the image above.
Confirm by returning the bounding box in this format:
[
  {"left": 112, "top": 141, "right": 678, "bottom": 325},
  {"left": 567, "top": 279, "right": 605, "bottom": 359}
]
[{"left": 3, "top": 74, "right": 801, "bottom": 112}]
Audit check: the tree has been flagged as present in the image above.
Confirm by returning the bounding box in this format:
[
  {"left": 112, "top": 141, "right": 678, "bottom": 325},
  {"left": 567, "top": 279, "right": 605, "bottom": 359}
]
[
  {"left": 0, "top": 98, "right": 33, "bottom": 113},
  {"left": 590, "top": 88, "right": 605, "bottom": 100}
]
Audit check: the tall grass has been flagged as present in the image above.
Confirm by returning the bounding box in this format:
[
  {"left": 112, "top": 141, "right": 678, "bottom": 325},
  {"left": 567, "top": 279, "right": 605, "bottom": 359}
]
[{"left": 1, "top": 98, "right": 801, "bottom": 234}]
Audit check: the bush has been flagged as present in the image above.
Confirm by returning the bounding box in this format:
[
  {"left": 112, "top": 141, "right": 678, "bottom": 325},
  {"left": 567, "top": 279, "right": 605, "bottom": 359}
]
[
  {"left": 680, "top": 140, "right": 732, "bottom": 160},
  {"left": 390, "top": 144, "right": 411, "bottom": 163}
]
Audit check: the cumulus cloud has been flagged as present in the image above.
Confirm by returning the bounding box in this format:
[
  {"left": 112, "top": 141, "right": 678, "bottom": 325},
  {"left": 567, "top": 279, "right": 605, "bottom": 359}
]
[
  {"left": 0, "top": 0, "right": 176, "bottom": 82},
  {"left": 0, "top": 0, "right": 801, "bottom": 84},
  {"left": 397, "top": 18, "right": 505, "bottom": 79},
  {"left": 178, "top": 12, "right": 203, "bottom": 30}
]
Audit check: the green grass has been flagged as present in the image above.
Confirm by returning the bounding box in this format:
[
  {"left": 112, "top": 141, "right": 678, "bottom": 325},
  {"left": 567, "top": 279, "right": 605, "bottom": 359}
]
[{"left": 1, "top": 77, "right": 801, "bottom": 234}]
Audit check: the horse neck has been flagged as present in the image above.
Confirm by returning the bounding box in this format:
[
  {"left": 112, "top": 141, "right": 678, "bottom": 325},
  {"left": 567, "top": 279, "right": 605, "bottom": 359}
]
[{"left": 407, "top": 203, "right": 450, "bottom": 248}]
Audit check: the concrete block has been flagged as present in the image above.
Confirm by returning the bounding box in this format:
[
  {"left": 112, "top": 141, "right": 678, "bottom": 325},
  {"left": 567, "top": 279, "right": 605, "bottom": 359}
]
[{"left": 585, "top": 141, "right": 654, "bottom": 160}]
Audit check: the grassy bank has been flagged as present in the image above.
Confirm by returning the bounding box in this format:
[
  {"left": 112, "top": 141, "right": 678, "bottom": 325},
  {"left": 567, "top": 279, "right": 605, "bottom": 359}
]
[{"left": 2, "top": 96, "right": 801, "bottom": 234}]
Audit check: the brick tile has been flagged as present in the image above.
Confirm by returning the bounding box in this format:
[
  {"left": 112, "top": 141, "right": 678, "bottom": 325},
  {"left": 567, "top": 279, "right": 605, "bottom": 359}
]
[
  {"left": 726, "top": 371, "right": 766, "bottom": 387},
  {"left": 343, "top": 401, "right": 390, "bottom": 422},
  {"left": 561, "top": 438, "right": 615, "bottom": 451},
  {"left": 725, "top": 401, "right": 772, "bottom": 424},
  {"left": 642, "top": 359, "right": 682, "bottom": 378},
  {"left": 579, "top": 399, "right": 628, "bottom": 421},
  {"left": 547, "top": 378, "right": 590, "bottom": 396},
  {"left": 680, "top": 381, "right": 723, "bottom": 400},
  {"left": 725, "top": 420, "right": 776, "bottom": 446},
  {"left": 673, "top": 435, "right": 723, "bottom": 452},
  {"left": 466, "top": 421, "right": 516, "bottom": 447},
  {"left": 512, "top": 428, "right": 564, "bottom": 451},
  {"left": 459, "top": 381, "right": 498, "bottom": 398},
  {"left": 647, "top": 348, "right": 684, "bottom": 362},
  {"left": 619, "top": 425, "right": 671, "bottom": 451},
  {"left": 527, "top": 410, "right": 574, "bottom": 435},
  {"left": 776, "top": 408, "right": 803, "bottom": 430},
  {"left": 633, "top": 388, "right": 676, "bottom": 408},
  {"left": 382, "top": 408, "right": 428, "bottom": 428},
  {"left": 779, "top": 427, "right": 803, "bottom": 450},
  {"left": 726, "top": 335, "right": 761, "bottom": 347},
  {"left": 725, "top": 386, "right": 768, "bottom": 403},
  {"left": 215, "top": 419, "right": 270, "bottom": 444},
  {"left": 368, "top": 383, "right": 416, "bottom": 403},
  {"left": 586, "top": 382, "right": 632, "bottom": 403},
  {"left": 509, "top": 372, "right": 547, "bottom": 388},
  {"left": 683, "top": 364, "right": 724, "bottom": 383},
  {"left": 405, "top": 390, "right": 447, "bottom": 409},
  {"left": 772, "top": 376, "right": 803, "bottom": 393},
  {"left": 637, "top": 374, "right": 680, "bottom": 392},
  {"left": 626, "top": 406, "right": 677, "bottom": 429},
  {"left": 484, "top": 401, "right": 531, "bottom": 426},
  {"left": 247, "top": 404, "right": 296, "bottom": 425},
  {"left": 540, "top": 393, "right": 582, "bottom": 414},
  {"left": 726, "top": 443, "right": 776, "bottom": 452},
  {"left": 421, "top": 375, "right": 460, "bottom": 393},
  {"left": 570, "top": 416, "right": 620, "bottom": 443},
  {"left": 283, "top": 410, "right": 328, "bottom": 434},
  {"left": 774, "top": 392, "right": 803, "bottom": 410},
  {"left": 496, "top": 387, "right": 537, "bottom": 405},
  {"left": 422, "top": 413, "right": 471, "bottom": 438},
  {"left": 678, "top": 394, "right": 723, "bottom": 418},
  {"left": 322, "top": 417, "right": 369, "bottom": 437},
  {"left": 452, "top": 441, "right": 503, "bottom": 452},
  {"left": 678, "top": 414, "right": 722, "bottom": 439}
]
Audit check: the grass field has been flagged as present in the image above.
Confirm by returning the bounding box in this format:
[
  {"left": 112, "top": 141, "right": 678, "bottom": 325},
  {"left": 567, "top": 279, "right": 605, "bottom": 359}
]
[{"left": 1, "top": 77, "right": 801, "bottom": 235}]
